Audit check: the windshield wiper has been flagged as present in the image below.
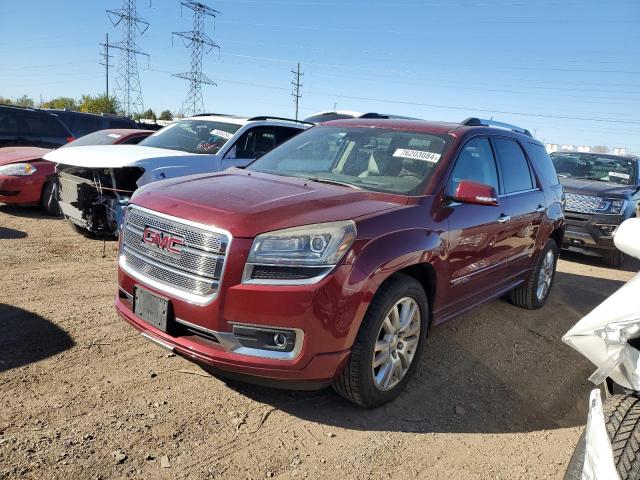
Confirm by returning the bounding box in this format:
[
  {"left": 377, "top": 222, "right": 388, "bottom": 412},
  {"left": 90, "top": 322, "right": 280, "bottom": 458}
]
[{"left": 304, "top": 176, "right": 362, "bottom": 190}]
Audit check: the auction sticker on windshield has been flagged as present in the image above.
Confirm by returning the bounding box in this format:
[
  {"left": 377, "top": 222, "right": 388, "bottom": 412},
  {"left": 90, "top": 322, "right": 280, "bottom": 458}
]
[
  {"left": 393, "top": 149, "right": 441, "bottom": 163},
  {"left": 210, "top": 129, "right": 233, "bottom": 140},
  {"left": 609, "top": 171, "right": 630, "bottom": 180}
]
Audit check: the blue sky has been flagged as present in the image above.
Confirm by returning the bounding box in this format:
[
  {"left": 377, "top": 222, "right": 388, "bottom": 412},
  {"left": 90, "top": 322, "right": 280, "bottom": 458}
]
[{"left": 1, "top": 0, "right": 639, "bottom": 151}]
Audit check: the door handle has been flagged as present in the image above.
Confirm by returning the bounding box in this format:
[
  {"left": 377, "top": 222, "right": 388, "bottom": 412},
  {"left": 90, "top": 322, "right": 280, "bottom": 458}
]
[
  {"left": 536, "top": 204, "right": 546, "bottom": 213},
  {"left": 498, "top": 215, "right": 511, "bottom": 224}
]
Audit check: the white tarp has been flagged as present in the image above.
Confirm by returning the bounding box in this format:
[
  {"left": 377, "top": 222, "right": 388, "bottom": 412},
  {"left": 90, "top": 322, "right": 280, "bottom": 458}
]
[
  {"left": 581, "top": 389, "right": 619, "bottom": 480},
  {"left": 563, "top": 219, "right": 640, "bottom": 391}
]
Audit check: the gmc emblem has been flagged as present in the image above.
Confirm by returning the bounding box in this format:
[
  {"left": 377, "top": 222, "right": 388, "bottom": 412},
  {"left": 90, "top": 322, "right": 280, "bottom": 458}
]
[{"left": 142, "top": 227, "right": 185, "bottom": 254}]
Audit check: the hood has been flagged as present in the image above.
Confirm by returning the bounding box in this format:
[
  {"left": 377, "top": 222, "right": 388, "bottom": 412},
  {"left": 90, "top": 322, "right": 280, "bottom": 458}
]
[
  {"left": 43, "top": 145, "right": 200, "bottom": 168},
  {"left": 0, "top": 147, "right": 52, "bottom": 166},
  {"left": 132, "top": 170, "right": 407, "bottom": 238},
  {"left": 560, "top": 177, "right": 637, "bottom": 198}
]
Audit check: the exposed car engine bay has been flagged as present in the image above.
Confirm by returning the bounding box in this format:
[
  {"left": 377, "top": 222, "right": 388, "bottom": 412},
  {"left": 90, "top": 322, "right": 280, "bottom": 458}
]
[{"left": 57, "top": 165, "right": 143, "bottom": 236}]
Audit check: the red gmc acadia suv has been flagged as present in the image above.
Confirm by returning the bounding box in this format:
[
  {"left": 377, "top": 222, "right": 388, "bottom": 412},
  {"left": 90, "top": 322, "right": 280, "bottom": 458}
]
[{"left": 115, "top": 117, "right": 565, "bottom": 407}]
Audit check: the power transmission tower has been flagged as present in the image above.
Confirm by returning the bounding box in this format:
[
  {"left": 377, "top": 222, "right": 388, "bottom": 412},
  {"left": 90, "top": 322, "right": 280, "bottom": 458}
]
[
  {"left": 173, "top": 1, "right": 221, "bottom": 117},
  {"left": 291, "top": 62, "right": 303, "bottom": 121},
  {"left": 104, "top": 0, "right": 150, "bottom": 116},
  {"left": 99, "top": 33, "right": 114, "bottom": 99}
]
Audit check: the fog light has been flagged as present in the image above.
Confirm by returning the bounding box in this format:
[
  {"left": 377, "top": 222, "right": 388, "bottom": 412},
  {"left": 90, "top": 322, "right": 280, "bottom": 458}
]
[
  {"left": 273, "top": 332, "right": 288, "bottom": 348},
  {"left": 232, "top": 325, "right": 296, "bottom": 352},
  {"left": 597, "top": 224, "right": 618, "bottom": 237}
]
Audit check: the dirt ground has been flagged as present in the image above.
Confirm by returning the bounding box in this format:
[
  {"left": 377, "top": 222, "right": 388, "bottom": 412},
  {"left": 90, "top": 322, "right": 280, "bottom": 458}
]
[{"left": 1, "top": 205, "right": 638, "bottom": 480}]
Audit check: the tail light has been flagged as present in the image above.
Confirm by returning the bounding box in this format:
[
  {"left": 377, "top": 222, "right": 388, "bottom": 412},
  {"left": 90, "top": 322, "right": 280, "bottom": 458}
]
[{"left": 66, "top": 136, "right": 75, "bottom": 143}]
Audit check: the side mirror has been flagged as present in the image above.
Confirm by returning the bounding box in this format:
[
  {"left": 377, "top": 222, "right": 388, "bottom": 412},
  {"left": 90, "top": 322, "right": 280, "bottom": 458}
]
[{"left": 452, "top": 180, "right": 499, "bottom": 206}]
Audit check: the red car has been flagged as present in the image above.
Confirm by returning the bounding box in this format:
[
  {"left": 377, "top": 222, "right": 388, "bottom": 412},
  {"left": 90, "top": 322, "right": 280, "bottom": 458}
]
[
  {"left": 0, "top": 129, "right": 153, "bottom": 214},
  {"left": 116, "top": 117, "right": 565, "bottom": 407}
]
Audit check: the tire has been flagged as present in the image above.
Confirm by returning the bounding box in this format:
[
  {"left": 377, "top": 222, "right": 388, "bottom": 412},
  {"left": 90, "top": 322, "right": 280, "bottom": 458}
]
[
  {"left": 603, "top": 249, "right": 625, "bottom": 268},
  {"left": 332, "top": 273, "right": 428, "bottom": 408},
  {"left": 564, "top": 394, "right": 640, "bottom": 480},
  {"left": 508, "top": 239, "right": 558, "bottom": 310},
  {"left": 40, "top": 179, "right": 60, "bottom": 216}
]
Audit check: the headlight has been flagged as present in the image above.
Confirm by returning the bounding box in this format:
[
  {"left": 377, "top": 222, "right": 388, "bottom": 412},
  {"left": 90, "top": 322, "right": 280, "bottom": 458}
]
[
  {"left": 0, "top": 163, "right": 38, "bottom": 176},
  {"left": 243, "top": 220, "right": 356, "bottom": 285},
  {"left": 595, "top": 198, "right": 628, "bottom": 215}
]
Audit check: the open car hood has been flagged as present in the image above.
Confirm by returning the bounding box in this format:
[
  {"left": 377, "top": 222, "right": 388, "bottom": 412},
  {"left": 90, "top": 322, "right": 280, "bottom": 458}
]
[
  {"left": 563, "top": 219, "right": 640, "bottom": 391},
  {"left": 0, "top": 147, "right": 52, "bottom": 166},
  {"left": 43, "top": 145, "right": 200, "bottom": 169}
]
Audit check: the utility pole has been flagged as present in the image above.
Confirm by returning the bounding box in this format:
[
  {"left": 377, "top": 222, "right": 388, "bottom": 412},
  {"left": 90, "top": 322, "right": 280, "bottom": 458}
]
[
  {"left": 291, "top": 62, "right": 303, "bottom": 121},
  {"left": 104, "top": 0, "right": 150, "bottom": 116},
  {"left": 173, "top": 1, "right": 221, "bottom": 117},
  {"left": 99, "top": 33, "right": 113, "bottom": 99}
]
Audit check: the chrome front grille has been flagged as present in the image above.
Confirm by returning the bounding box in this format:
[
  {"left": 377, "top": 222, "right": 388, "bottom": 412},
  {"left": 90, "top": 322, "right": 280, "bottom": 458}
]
[
  {"left": 565, "top": 193, "right": 601, "bottom": 214},
  {"left": 121, "top": 206, "right": 231, "bottom": 303}
]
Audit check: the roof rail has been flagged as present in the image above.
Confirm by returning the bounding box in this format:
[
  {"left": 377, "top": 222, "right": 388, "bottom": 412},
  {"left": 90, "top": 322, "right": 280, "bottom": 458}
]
[
  {"left": 360, "top": 113, "right": 421, "bottom": 120},
  {"left": 248, "top": 116, "right": 314, "bottom": 126},
  {"left": 462, "top": 117, "right": 532, "bottom": 137},
  {"left": 191, "top": 113, "right": 241, "bottom": 118}
]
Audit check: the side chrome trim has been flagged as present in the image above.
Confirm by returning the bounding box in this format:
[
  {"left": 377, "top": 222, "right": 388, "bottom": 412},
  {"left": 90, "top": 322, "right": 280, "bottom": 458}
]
[{"left": 451, "top": 249, "right": 532, "bottom": 286}]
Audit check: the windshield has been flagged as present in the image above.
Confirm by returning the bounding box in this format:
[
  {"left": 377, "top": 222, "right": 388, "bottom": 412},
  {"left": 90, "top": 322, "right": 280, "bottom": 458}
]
[
  {"left": 551, "top": 153, "right": 637, "bottom": 185},
  {"left": 139, "top": 119, "right": 241, "bottom": 154},
  {"left": 247, "top": 126, "right": 450, "bottom": 195},
  {"left": 61, "top": 130, "right": 129, "bottom": 147}
]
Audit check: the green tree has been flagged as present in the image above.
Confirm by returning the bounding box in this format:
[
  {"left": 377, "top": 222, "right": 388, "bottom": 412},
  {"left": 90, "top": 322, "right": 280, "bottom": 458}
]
[
  {"left": 0, "top": 96, "right": 13, "bottom": 105},
  {"left": 159, "top": 110, "right": 173, "bottom": 121},
  {"left": 42, "top": 97, "right": 78, "bottom": 110},
  {"left": 14, "top": 95, "right": 35, "bottom": 108},
  {"left": 78, "top": 94, "right": 117, "bottom": 114}
]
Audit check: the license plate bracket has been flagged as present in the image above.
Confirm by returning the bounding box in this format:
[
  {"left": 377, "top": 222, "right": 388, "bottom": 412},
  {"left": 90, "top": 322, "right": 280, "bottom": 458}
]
[{"left": 134, "top": 287, "right": 170, "bottom": 332}]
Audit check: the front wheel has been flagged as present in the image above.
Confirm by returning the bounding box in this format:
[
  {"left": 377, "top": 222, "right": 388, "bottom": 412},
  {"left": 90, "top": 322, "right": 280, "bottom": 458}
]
[
  {"left": 564, "top": 394, "right": 640, "bottom": 480},
  {"left": 40, "top": 179, "right": 60, "bottom": 216},
  {"left": 332, "top": 274, "right": 428, "bottom": 408},
  {"left": 508, "top": 239, "right": 558, "bottom": 310},
  {"left": 603, "top": 249, "right": 625, "bottom": 268}
]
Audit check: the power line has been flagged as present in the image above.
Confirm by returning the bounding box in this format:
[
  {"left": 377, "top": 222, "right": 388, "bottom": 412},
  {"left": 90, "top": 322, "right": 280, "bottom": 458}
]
[
  {"left": 172, "top": 0, "right": 221, "bottom": 117},
  {"left": 105, "top": 0, "right": 150, "bottom": 116},
  {"left": 291, "top": 62, "right": 303, "bottom": 121}
]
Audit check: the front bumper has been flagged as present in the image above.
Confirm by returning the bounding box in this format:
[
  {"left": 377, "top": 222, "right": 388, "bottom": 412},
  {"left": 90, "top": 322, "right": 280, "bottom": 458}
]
[
  {"left": 563, "top": 211, "right": 624, "bottom": 250},
  {"left": 116, "top": 258, "right": 363, "bottom": 386},
  {"left": 0, "top": 174, "right": 46, "bottom": 205}
]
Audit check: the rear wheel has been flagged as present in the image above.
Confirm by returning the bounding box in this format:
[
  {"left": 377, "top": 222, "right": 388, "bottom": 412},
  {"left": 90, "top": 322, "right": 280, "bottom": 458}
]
[
  {"left": 508, "top": 239, "right": 558, "bottom": 310},
  {"left": 332, "top": 274, "right": 428, "bottom": 408},
  {"left": 564, "top": 394, "right": 640, "bottom": 480},
  {"left": 603, "top": 249, "right": 625, "bottom": 268}
]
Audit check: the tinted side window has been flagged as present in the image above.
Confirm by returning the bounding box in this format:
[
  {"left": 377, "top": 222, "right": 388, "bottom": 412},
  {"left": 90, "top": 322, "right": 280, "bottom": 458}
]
[
  {"left": 229, "top": 127, "right": 277, "bottom": 159},
  {"left": 493, "top": 138, "right": 534, "bottom": 193},
  {"left": 447, "top": 137, "right": 499, "bottom": 196},
  {"left": 526, "top": 143, "right": 559, "bottom": 187},
  {"left": 23, "top": 113, "right": 68, "bottom": 137},
  {"left": 275, "top": 127, "right": 302, "bottom": 145},
  {"left": 0, "top": 110, "right": 23, "bottom": 134}
]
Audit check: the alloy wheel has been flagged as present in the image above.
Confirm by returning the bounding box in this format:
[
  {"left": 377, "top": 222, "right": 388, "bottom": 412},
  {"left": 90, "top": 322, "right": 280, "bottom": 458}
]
[
  {"left": 536, "top": 250, "right": 555, "bottom": 302},
  {"left": 371, "top": 297, "right": 421, "bottom": 391}
]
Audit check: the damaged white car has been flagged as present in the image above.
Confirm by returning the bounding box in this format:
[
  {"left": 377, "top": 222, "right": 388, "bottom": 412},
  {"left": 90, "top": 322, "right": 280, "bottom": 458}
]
[
  {"left": 44, "top": 114, "right": 309, "bottom": 236},
  {"left": 563, "top": 217, "right": 640, "bottom": 480}
]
